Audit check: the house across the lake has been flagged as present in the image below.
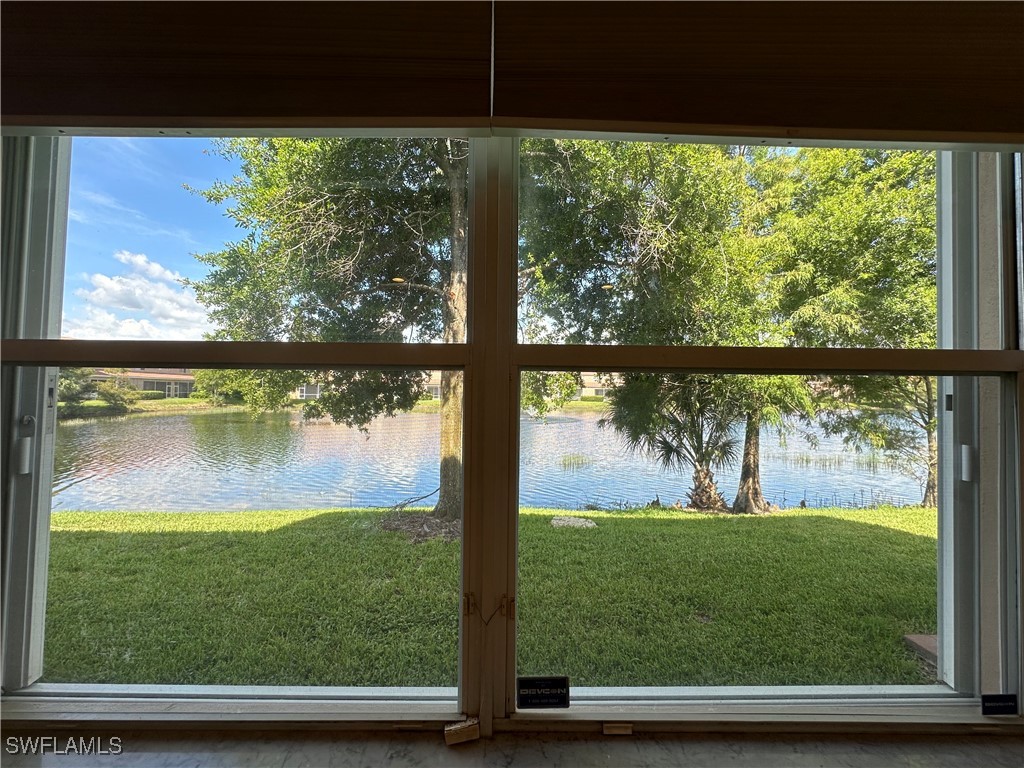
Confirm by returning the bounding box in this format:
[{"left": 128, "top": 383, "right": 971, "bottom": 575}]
[
  {"left": 293, "top": 372, "right": 613, "bottom": 402},
  {"left": 90, "top": 368, "right": 195, "bottom": 399},
  {"left": 90, "top": 369, "right": 612, "bottom": 403}
]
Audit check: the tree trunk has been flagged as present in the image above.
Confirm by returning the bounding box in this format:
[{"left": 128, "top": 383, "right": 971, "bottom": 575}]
[
  {"left": 732, "top": 411, "right": 770, "bottom": 514},
  {"left": 688, "top": 464, "right": 728, "bottom": 511},
  {"left": 921, "top": 375, "right": 937, "bottom": 508},
  {"left": 434, "top": 143, "right": 468, "bottom": 521},
  {"left": 435, "top": 369, "right": 464, "bottom": 520},
  {"left": 922, "top": 420, "right": 938, "bottom": 507}
]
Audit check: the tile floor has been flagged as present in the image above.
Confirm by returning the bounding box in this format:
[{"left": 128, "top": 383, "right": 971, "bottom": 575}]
[{"left": 1, "top": 731, "right": 1021, "bottom": 768}]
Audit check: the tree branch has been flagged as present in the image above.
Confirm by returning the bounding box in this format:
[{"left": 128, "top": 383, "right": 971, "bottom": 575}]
[{"left": 370, "top": 281, "right": 447, "bottom": 298}]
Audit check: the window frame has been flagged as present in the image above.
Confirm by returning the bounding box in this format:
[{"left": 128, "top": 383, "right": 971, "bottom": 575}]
[{"left": 1, "top": 133, "right": 1021, "bottom": 734}]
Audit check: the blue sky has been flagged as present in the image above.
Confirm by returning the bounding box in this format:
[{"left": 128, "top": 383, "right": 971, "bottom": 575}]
[{"left": 62, "top": 137, "right": 241, "bottom": 339}]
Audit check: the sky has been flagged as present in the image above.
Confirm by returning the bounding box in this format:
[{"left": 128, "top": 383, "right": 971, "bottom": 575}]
[{"left": 61, "top": 137, "right": 242, "bottom": 340}]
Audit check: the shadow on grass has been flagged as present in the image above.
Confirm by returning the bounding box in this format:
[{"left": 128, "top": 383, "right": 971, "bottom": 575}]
[{"left": 45, "top": 508, "right": 936, "bottom": 689}]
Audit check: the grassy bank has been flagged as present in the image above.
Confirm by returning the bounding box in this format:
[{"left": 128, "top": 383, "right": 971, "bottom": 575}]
[
  {"left": 44, "top": 506, "right": 935, "bottom": 687},
  {"left": 59, "top": 398, "right": 246, "bottom": 420},
  {"left": 58, "top": 396, "right": 604, "bottom": 421},
  {"left": 60, "top": 398, "right": 447, "bottom": 420},
  {"left": 555, "top": 398, "right": 609, "bottom": 413}
]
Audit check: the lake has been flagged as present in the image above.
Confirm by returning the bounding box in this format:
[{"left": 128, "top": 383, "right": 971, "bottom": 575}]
[{"left": 53, "top": 409, "right": 924, "bottom": 512}]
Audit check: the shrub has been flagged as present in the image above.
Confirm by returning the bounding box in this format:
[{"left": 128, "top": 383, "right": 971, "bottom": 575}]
[
  {"left": 57, "top": 402, "right": 86, "bottom": 420},
  {"left": 57, "top": 367, "right": 95, "bottom": 403},
  {"left": 580, "top": 394, "right": 606, "bottom": 402},
  {"left": 96, "top": 379, "right": 140, "bottom": 412},
  {"left": 137, "top": 391, "right": 166, "bottom": 400}
]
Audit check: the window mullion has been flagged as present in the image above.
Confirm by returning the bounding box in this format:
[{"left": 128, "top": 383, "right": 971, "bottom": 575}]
[{"left": 461, "top": 136, "right": 518, "bottom": 734}]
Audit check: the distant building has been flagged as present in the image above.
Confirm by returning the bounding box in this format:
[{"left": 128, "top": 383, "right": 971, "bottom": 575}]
[
  {"left": 90, "top": 368, "right": 194, "bottom": 398},
  {"left": 292, "top": 372, "right": 610, "bottom": 403},
  {"left": 292, "top": 372, "right": 614, "bottom": 402}
]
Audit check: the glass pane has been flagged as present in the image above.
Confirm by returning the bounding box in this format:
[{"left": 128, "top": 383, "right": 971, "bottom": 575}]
[
  {"left": 62, "top": 137, "right": 469, "bottom": 343},
  {"left": 517, "top": 371, "right": 958, "bottom": 688},
  {"left": 518, "top": 141, "right": 937, "bottom": 349},
  {"left": 46, "top": 367, "right": 462, "bottom": 687}
]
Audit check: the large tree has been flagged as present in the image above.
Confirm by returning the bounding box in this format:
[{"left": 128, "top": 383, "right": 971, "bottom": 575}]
[
  {"left": 776, "top": 149, "right": 938, "bottom": 505},
  {"left": 191, "top": 138, "right": 468, "bottom": 520},
  {"left": 519, "top": 140, "right": 812, "bottom": 512}
]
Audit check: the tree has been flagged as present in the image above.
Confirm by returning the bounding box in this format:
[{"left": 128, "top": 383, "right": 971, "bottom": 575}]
[
  {"left": 57, "top": 366, "right": 95, "bottom": 419},
  {"left": 713, "top": 147, "right": 815, "bottom": 514},
  {"left": 190, "top": 138, "right": 468, "bottom": 520},
  {"left": 776, "top": 149, "right": 938, "bottom": 505},
  {"left": 604, "top": 374, "right": 740, "bottom": 510},
  {"left": 520, "top": 371, "right": 583, "bottom": 419},
  {"left": 814, "top": 375, "right": 937, "bottom": 506},
  {"left": 191, "top": 368, "right": 244, "bottom": 404},
  {"left": 58, "top": 367, "right": 95, "bottom": 403},
  {"left": 95, "top": 369, "right": 140, "bottom": 413},
  {"left": 729, "top": 375, "right": 815, "bottom": 514},
  {"left": 519, "top": 140, "right": 813, "bottom": 513}
]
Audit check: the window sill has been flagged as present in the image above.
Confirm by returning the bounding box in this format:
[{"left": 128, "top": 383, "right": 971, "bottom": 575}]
[
  {"left": 5, "top": 683, "right": 1021, "bottom": 735},
  {"left": 1, "top": 684, "right": 461, "bottom": 724}
]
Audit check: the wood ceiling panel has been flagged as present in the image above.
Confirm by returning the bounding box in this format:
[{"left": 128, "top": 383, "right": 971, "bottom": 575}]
[
  {"left": 2, "top": 1, "right": 492, "bottom": 127},
  {"left": 494, "top": 2, "right": 1024, "bottom": 142}
]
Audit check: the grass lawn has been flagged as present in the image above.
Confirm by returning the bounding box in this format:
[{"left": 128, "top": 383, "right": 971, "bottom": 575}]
[{"left": 44, "top": 506, "right": 935, "bottom": 688}]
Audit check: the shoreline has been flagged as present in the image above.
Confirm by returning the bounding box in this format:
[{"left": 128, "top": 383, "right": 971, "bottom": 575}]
[{"left": 57, "top": 398, "right": 610, "bottom": 421}]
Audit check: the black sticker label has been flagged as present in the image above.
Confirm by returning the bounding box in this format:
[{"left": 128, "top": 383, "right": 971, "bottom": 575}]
[
  {"left": 517, "top": 676, "right": 570, "bottom": 709},
  {"left": 981, "top": 694, "right": 1019, "bottom": 716}
]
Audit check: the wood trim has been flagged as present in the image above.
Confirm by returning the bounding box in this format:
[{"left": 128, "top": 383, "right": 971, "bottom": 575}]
[
  {"left": 4, "top": 340, "right": 1021, "bottom": 376},
  {"left": 490, "top": 118, "right": 1024, "bottom": 151},
  {"left": 514, "top": 345, "right": 1024, "bottom": 375},
  {"left": 461, "top": 137, "right": 520, "bottom": 734},
  {"left": 0, "top": 119, "right": 495, "bottom": 135},
  {"left": 0, "top": 340, "right": 468, "bottom": 369}
]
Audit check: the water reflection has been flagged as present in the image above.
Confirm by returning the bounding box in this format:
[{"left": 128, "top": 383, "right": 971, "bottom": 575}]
[
  {"left": 54, "top": 410, "right": 923, "bottom": 512},
  {"left": 520, "top": 412, "right": 918, "bottom": 510},
  {"left": 54, "top": 411, "right": 439, "bottom": 511}
]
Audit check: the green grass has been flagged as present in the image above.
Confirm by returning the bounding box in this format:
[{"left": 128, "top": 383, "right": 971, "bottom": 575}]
[
  {"left": 59, "top": 399, "right": 245, "bottom": 420},
  {"left": 44, "top": 506, "right": 936, "bottom": 688},
  {"left": 518, "top": 507, "right": 936, "bottom": 687},
  {"left": 58, "top": 397, "right": 601, "bottom": 420},
  {"left": 556, "top": 399, "right": 609, "bottom": 413},
  {"left": 410, "top": 399, "right": 442, "bottom": 413}
]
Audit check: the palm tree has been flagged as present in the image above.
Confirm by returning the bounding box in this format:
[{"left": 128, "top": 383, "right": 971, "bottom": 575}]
[{"left": 604, "top": 373, "right": 741, "bottom": 510}]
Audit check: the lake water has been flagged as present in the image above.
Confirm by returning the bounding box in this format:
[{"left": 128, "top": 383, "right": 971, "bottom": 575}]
[{"left": 53, "top": 409, "right": 924, "bottom": 512}]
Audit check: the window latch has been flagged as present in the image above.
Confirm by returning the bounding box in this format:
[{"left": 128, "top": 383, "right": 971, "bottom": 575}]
[{"left": 15, "top": 415, "right": 36, "bottom": 475}]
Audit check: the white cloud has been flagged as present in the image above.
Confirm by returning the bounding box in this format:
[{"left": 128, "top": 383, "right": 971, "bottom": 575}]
[
  {"left": 62, "top": 251, "right": 212, "bottom": 340},
  {"left": 112, "top": 249, "right": 182, "bottom": 283}
]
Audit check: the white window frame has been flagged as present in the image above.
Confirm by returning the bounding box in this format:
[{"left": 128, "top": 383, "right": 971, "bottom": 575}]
[{"left": 1, "top": 132, "right": 1020, "bottom": 733}]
